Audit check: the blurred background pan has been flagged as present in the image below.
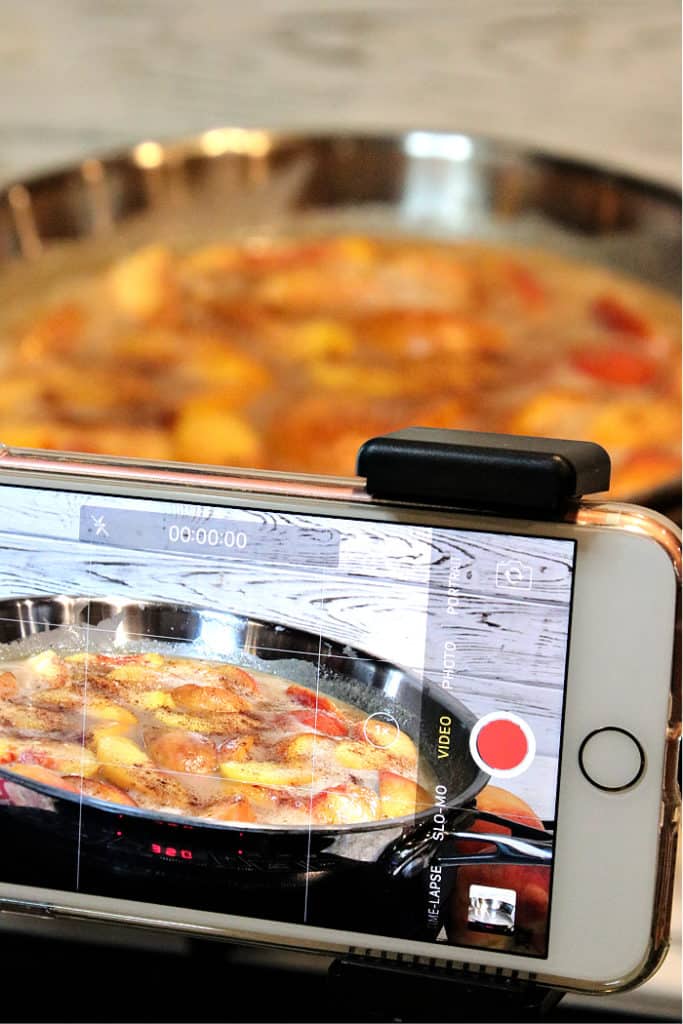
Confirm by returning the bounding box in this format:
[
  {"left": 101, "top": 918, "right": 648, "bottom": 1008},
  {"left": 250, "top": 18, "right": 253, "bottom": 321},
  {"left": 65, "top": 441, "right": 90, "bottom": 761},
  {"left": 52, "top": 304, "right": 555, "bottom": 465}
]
[{"left": 0, "top": 130, "right": 679, "bottom": 514}]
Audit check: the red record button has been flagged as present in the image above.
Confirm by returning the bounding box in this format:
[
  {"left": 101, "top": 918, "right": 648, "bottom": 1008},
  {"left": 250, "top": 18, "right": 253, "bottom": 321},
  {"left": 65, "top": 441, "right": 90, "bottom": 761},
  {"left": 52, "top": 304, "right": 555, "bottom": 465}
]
[{"left": 469, "top": 712, "right": 536, "bottom": 778}]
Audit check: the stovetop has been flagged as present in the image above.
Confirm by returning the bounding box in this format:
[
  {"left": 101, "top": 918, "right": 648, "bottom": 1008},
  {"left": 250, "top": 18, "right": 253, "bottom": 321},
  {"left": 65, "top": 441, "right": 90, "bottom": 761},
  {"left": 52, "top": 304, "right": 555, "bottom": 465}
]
[
  {"left": 0, "top": 916, "right": 677, "bottom": 1023},
  {"left": 0, "top": 818, "right": 678, "bottom": 1022}
]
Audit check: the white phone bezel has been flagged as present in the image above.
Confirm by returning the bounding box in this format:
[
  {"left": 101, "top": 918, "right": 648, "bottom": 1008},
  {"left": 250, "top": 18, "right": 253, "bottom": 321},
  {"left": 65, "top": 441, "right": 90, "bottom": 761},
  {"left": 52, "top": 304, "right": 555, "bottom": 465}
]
[{"left": 0, "top": 453, "right": 677, "bottom": 995}]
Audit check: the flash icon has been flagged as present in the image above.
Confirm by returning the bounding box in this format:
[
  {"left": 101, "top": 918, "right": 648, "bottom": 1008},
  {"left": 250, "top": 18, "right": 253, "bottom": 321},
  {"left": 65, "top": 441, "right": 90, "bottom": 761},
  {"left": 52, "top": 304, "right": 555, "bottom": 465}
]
[{"left": 91, "top": 514, "right": 109, "bottom": 538}]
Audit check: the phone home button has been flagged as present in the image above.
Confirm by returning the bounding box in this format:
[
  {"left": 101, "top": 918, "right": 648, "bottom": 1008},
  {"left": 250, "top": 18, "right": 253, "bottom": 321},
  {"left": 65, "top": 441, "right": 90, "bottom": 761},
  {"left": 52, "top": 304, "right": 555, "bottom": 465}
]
[{"left": 579, "top": 727, "right": 645, "bottom": 792}]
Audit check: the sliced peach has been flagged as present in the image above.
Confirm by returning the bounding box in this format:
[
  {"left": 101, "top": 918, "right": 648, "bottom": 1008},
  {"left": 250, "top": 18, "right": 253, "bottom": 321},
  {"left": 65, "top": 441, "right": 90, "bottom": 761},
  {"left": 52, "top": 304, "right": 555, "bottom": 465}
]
[
  {"left": 218, "top": 761, "right": 313, "bottom": 787},
  {"left": 63, "top": 776, "right": 138, "bottom": 807},
  {"left": 91, "top": 723, "right": 132, "bottom": 745},
  {"left": 183, "top": 347, "right": 271, "bottom": 395},
  {"left": 146, "top": 730, "right": 218, "bottom": 775},
  {"left": 291, "top": 708, "right": 348, "bottom": 737},
  {"left": 334, "top": 739, "right": 391, "bottom": 771},
  {"left": 128, "top": 690, "right": 175, "bottom": 711},
  {"left": 286, "top": 319, "right": 356, "bottom": 362},
  {"left": 218, "top": 736, "right": 255, "bottom": 763},
  {"left": 101, "top": 764, "right": 191, "bottom": 810},
  {"left": 610, "top": 449, "right": 681, "bottom": 498},
  {"left": 5, "top": 764, "right": 71, "bottom": 790},
  {"left": 592, "top": 294, "right": 649, "bottom": 338},
  {"left": 355, "top": 719, "right": 417, "bottom": 765},
  {"left": 0, "top": 672, "right": 18, "bottom": 698},
  {"left": 590, "top": 397, "right": 680, "bottom": 450},
  {"left": 217, "top": 665, "right": 260, "bottom": 696},
  {"left": 0, "top": 422, "right": 51, "bottom": 449},
  {"left": 102, "top": 653, "right": 164, "bottom": 668},
  {"left": 243, "top": 238, "right": 332, "bottom": 274},
  {"left": 46, "top": 742, "right": 98, "bottom": 777},
  {"left": 108, "top": 663, "right": 157, "bottom": 688},
  {"left": 309, "top": 362, "right": 406, "bottom": 398},
  {"left": 218, "top": 780, "right": 282, "bottom": 810},
  {"left": 13, "top": 739, "right": 97, "bottom": 777},
  {"left": 279, "top": 733, "right": 336, "bottom": 763},
  {"left": 201, "top": 796, "right": 257, "bottom": 823},
  {"left": 571, "top": 348, "right": 657, "bottom": 387},
  {"left": 95, "top": 734, "right": 150, "bottom": 768},
  {"left": 17, "top": 301, "right": 85, "bottom": 359},
  {"left": 31, "top": 687, "right": 81, "bottom": 710},
  {"left": 506, "top": 389, "right": 593, "bottom": 440},
  {"left": 173, "top": 405, "right": 264, "bottom": 467},
  {"left": 181, "top": 243, "right": 242, "bottom": 275},
  {"left": 108, "top": 244, "right": 176, "bottom": 322},
  {"left": 172, "top": 684, "right": 247, "bottom": 715},
  {"left": 312, "top": 783, "right": 379, "bottom": 826},
  {"left": 506, "top": 263, "right": 546, "bottom": 309},
  {"left": 0, "top": 700, "right": 65, "bottom": 733},
  {"left": 25, "top": 650, "right": 67, "bottom": 688},
  {"left": 286, "top": 684, "right": 337, "bottom": 714},
  {"left": 153, "top": 707, "right": 255, "bottom": 736},
  {"left": 86, "top": 699, "right": 139, "bottom": 726},
  {"left": 378, "top": 770, "right": 432, "bottom": 820},
  {"left": 0, "top": 737, "right": 17, "bottom": 763}
]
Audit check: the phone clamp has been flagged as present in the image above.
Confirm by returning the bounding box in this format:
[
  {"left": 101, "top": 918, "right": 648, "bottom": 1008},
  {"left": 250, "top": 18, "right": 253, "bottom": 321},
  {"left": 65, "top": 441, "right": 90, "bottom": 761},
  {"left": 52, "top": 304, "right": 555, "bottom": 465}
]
[
  {"left": 357, "top": 428, "right": 611, "bottom": 518},
  {"left": 328, "top": 953, "right": 565, "bottom": 1022}
]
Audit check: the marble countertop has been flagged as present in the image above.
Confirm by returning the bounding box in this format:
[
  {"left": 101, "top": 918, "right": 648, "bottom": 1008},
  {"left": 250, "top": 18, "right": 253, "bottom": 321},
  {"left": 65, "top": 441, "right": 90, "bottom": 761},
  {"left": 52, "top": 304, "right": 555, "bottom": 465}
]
[{"left": 0, "top": 0, "right": 679, "bottom": 188}]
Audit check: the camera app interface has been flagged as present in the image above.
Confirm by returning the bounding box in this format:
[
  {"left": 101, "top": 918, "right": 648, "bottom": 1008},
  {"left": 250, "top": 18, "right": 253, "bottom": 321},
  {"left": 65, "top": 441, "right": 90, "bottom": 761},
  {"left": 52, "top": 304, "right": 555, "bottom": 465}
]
[{"left": 0, "top": 486, "right": 575, "bottom": 958}]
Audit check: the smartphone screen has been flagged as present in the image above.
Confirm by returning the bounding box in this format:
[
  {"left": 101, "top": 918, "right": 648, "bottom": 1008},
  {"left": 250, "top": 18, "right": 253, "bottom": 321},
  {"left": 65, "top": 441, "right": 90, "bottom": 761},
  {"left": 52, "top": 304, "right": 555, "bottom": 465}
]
[{"left": 0, "top": 483, "right": 576, "bottom": 960}]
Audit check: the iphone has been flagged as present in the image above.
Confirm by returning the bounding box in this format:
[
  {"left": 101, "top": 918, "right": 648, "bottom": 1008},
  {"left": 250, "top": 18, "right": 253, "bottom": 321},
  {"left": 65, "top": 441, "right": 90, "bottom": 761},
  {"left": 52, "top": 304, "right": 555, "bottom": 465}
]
[{"left": 0, "top": 446, "right": 677, "bottom": 997}]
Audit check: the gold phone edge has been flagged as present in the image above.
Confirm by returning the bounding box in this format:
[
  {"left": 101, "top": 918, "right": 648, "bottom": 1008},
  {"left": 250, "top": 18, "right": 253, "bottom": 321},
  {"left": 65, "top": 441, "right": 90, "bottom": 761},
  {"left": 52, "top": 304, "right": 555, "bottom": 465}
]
[{"left": 0, "top": 445, "right": 679, "bottom": 997}]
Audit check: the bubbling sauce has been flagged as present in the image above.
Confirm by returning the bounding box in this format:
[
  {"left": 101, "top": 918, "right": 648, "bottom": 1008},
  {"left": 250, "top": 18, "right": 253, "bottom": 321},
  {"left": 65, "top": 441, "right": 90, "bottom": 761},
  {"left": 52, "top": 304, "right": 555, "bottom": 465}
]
[
  {"left": 0, "top": 236, "right": 679, "bottom": 498},
  {"left": 0, "top": 649, "right": 433, "bottom": 827}
]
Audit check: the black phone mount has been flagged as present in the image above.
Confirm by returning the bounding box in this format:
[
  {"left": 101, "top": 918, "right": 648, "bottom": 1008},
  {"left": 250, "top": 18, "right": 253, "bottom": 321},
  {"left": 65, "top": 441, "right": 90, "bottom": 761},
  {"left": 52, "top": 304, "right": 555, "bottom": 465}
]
[
  {"left": 357, "top": 427, "right": 611, "bottom": 518},
  {"left": 328, "top": 953, "right": 565, "bottom": 1022},
  {"left": 326, "top": 429, "right": 612, "bottom": 1020}
]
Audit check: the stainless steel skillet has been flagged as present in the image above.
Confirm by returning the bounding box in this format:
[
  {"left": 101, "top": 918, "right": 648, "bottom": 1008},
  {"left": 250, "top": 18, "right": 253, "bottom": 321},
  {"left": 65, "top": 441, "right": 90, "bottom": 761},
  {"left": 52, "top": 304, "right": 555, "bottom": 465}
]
[
  {"left": 0, "top": 597, "right": 551, "bottom": 937},
  {"left": 0, "top": 130, "right": 679, "bottom": 511}
]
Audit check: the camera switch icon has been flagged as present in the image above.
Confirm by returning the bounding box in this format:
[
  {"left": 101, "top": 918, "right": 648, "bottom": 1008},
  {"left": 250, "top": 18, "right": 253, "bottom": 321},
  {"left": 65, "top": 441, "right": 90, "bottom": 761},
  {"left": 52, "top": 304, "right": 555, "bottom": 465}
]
[{"left": 495, "top": 559, "right": 533, "bottom": 591}]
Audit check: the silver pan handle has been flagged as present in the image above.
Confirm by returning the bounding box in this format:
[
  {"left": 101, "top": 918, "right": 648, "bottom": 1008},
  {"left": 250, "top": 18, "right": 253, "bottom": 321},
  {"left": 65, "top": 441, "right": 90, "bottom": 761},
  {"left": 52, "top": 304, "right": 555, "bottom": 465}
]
[
  {"left": 435, "top": 829, "right": 552, "bottom": 868},
  {"left": 382, "top": 812, "right": 553, "bottom": 877}
]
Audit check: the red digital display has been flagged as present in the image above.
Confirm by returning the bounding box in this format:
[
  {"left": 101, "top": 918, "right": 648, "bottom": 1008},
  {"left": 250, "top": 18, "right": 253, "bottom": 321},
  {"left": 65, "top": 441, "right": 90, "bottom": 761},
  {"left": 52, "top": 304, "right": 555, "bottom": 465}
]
[{"left": 150, "top": 843, "right": 193, "bottom": 860}]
